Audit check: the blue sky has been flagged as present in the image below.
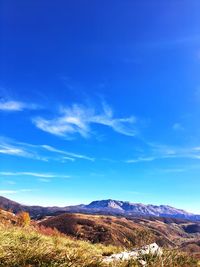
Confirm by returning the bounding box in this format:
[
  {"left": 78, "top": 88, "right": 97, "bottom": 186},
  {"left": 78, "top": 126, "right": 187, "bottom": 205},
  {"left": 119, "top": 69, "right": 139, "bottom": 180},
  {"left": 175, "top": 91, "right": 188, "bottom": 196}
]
[{"left": 1, "top": 0, "right": 200, "bottom": 213}]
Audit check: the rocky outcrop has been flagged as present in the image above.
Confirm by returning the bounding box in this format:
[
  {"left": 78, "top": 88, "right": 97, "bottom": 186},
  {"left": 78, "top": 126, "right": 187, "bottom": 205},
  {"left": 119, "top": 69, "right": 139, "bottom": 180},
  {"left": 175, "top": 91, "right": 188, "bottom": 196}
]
[{"left": 103, "top": 243, "right": 162, "bottom": 266}]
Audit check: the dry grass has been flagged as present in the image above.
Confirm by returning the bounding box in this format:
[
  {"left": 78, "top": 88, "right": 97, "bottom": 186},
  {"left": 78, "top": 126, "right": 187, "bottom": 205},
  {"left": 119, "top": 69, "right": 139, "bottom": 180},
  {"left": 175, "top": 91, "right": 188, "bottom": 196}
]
[
  {"left": 0, "top": 222, "right": 199, "bottom": 267},
  {"left": 0, "top": 223, "right": 119, "bottom": 267}
]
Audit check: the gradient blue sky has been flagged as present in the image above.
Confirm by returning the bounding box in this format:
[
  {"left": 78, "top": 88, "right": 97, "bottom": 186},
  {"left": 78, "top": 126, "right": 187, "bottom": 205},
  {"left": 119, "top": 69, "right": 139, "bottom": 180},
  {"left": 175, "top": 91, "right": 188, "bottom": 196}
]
[{"left": 1, "top": 0, "right": 200, "bottom": 213}]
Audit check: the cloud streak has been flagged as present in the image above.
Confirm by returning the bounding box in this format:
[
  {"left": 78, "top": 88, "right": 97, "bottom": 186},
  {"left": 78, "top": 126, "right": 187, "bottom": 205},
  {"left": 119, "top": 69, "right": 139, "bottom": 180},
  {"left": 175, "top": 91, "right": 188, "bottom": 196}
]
[
  {"left": 0, "top": 189, "right": 35, "bottom": 195},
  {"left": 0, "top": 171, "right": 70, "bottom": 178},
  {"left": 33, "top": 103, "right": 137, "bottom": 138},
  {"left": 41, "top": 145, "right": 94, "bottom": 161},
  {"left": 126, "top": 143, "right": 200, "bottom": 163},
  {"left": 0, "top": 136, "right": 94, "bottom": 162},
  {"left": 0, "top": 144, "right": 30, "bottom": 157},
  {"left": 126, "top": 156, "right": 156, "bottom": 163},
  {"left": 0, "top": 100, "right": 39, "bottom": 112},
  {"left": 0, "top": 140, "right": 48, "bottom": 161}
]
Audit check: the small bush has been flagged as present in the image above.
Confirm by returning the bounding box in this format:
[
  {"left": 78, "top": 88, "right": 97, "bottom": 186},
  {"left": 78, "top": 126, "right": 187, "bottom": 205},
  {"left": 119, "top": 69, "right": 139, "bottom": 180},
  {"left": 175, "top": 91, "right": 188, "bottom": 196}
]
[{"left": 16, "top": 211, "right": 31, "bottom": 227}]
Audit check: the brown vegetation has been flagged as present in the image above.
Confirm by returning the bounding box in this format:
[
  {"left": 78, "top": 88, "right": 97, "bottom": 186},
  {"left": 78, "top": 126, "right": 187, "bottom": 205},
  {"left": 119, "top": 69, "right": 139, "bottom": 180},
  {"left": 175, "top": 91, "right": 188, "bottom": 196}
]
[
  {"left": 16, "top": 211, "right": 31, "bottom": 227},
  {"left": 39, "top": 213, "right": 156, "bottom": 248}
]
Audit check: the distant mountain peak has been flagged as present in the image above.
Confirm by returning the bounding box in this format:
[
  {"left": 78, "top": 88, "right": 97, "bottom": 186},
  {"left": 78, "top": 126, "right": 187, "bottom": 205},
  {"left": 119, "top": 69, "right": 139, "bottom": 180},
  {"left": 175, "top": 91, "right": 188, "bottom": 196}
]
[
  {"left": 87, "top": 199, "right": 123, "bottom": 210},
  {"left": 85, "top": 199, "right": 194, "bottom": 218},
  {"left": 0, "top": 196, "right": 199, "bottom": 221}
]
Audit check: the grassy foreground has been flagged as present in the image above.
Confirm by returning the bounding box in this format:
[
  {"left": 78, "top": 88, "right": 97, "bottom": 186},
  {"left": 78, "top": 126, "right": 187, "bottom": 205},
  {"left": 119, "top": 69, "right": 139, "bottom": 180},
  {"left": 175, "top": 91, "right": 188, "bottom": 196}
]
[{"left": 0, "top": 223, "right": 199, "bottom": 267}]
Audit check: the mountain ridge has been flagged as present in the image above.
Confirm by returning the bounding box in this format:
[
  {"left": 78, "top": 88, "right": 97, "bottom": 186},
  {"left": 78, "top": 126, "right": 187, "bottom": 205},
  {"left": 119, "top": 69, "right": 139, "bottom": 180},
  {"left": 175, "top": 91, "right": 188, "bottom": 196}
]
[{"left": 0, "top": 196, "right": 199, "bottom": 221}]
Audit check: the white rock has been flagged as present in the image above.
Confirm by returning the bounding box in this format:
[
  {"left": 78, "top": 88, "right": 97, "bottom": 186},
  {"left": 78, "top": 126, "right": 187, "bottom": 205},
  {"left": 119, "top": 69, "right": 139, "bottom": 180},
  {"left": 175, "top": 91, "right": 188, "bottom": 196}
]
[{"left": 103, "top": 243, "right": 162, "bottom": 264}]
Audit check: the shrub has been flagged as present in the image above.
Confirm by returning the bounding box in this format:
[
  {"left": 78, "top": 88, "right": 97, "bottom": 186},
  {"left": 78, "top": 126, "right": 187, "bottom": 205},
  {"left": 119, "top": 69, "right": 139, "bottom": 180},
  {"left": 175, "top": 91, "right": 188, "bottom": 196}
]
[{"left": 16, "top": 211, "right": 31, "bottom": 227}]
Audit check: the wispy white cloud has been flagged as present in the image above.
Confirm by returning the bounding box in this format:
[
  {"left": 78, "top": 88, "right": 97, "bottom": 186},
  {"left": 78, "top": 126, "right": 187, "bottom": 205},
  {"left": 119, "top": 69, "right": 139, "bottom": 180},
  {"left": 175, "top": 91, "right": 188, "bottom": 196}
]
[
  {"left": 19, "top": 172, "right": 57, "bottom": 178},
  {"left": 62, "top": 156, "right": 75, "bottom": 162},
  {"left": 41, "top": 145, "right": 94, "bottom": 161},
  {"left": 0, "top": 141, "right": 48, "bottom": 161},
  {"left": 0, "top": 171, "right": 70, "bottom": 178},
  {"left": 0, "top": 189, "right": 34, "bottom": 195},
  {"left": 0, "top": 100, "right": 24, "bottom": 111},
  {"left": 126, "top": 156, "right": 156, "bottom": 163},
  {"left": 0, "top": 100, "right": 39, "bottom": 112},
  {"left": 33, "top": 102, "right": 137, "bottom": 138},
  {"left": 126, "top": 143, "right": 200, "bottom": 163},
  {"left": 0, "top": 144, "right": 30, "bottom": 157},
  {"left": 0, "top": 136, "right": 94, "bottom": 162}
]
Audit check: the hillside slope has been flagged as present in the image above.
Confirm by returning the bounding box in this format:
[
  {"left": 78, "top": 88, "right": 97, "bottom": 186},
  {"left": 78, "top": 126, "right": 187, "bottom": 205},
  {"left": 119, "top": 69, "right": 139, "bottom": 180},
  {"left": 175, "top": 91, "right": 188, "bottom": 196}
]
[
  {"left": 39, "top": 213, "right": 159, "bottom": 248},
  {"left": 39, "top": 212, "right": 200, "bottom": 256},
  {"left": 1, "top": 222, "right": 198, "bottom": 267},
  {"left": 0, "top": 209, "right": 199, "bottom": 265}
]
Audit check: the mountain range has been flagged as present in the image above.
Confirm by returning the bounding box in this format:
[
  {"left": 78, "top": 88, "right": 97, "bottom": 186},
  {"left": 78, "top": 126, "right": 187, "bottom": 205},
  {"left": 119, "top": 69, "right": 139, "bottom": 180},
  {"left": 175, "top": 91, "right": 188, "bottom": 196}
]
[{"left": 1, "top": 196, "right": 200, "bottom": 221}]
